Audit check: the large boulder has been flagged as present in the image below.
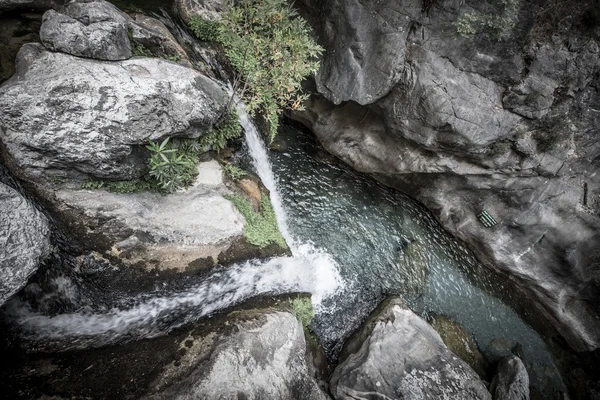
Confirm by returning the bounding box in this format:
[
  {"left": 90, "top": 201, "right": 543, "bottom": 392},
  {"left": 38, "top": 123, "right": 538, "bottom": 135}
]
[
  {"left": 490, "top": 356, "right": 530, "bottom": 400},
  {"left": 128, "top": 13, "right": 188, "bottom": 61},
  {"left": 0, "top": 43, "right": 228, "bottom": 183},
  {"left": 50, "top": 161, "right": 256, "bottom": 271},
  {"left": 150, "top": 310, "right": 329, "bottom": 400},
  {"left": 39, "top": 0, "right": 131, "bottom": 60},
  {"left": 330, "top": 297, "right": 491, "bottom": 400},
  {"left": 293, "top": 0, "right": 600, "bottom": 354},
  {"left": 0, "top": 182, "right": 49, "bottom": 305}
]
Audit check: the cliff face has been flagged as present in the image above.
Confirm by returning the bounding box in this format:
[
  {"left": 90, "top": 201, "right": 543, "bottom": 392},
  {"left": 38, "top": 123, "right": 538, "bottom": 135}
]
[{"left": 293, "top": 0, "right": 600, "bottom": 352}]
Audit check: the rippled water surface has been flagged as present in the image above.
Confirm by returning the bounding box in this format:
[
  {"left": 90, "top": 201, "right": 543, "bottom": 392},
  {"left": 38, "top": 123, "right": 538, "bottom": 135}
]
[{"left": 265, "top": 122, "right": 565, "bottom": 393}]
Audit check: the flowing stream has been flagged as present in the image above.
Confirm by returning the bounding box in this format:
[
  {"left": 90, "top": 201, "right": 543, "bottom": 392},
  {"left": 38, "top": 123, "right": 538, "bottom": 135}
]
[{"left": 2, "top": 3, "right": 569, "bottom": 396}]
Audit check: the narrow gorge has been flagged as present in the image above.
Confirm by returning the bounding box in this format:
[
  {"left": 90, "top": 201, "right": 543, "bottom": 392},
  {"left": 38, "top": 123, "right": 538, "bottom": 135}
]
[{"left": 0, "top": 0, "right": 598, "bottom": 399}]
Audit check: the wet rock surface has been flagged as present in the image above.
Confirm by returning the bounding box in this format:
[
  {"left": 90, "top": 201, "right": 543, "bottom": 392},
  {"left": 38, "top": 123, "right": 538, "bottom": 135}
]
[
  {"left": 293, "top": 0, "right": 600, "bottom": 355},
  {"left": 330, "top": 297, "right": 491, "bottom": 400},
  {"left": 0, "top": 182, "right": 49, "bottom": 305},
  {"left": 175, "top": 0, "right": 230, "bottom": 23}
]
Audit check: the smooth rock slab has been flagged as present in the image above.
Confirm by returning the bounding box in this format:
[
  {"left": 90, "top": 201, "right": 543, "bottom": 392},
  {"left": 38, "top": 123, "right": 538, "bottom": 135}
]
[
  {"left": 331, "top": 297, "right": 491, "bottom": 400},
  {"left": 40, "top": 0, "right": 131, "bottom": 60},
  {"left": 54, "top": 161, "right": 245, "bottom": 271},
  {"left": 0, "top": 43, "right": 228, "bottom": 182},
  {"left": 0, "top": 182, "right": 50, "bottom": 305}
]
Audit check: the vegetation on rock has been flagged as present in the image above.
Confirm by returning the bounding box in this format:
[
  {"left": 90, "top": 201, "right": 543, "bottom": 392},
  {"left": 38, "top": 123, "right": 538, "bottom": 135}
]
[
  {"left": 225, "top": 193, "right": 287, "bottom": 249},
  {"left": 188, "top": 0, "right": 323, "bottom": 141},
  {"left": 454, "top": 0, "right": 519, "bottom": 40},
  {"left": 289, "top": 296, "right": 314, "bottom": 328},
  {"left": 222, "top": 164, "right": 247, "bottom": 181},
  {"left": 198, "top": 109, "right": 243, "bottom": 151}
]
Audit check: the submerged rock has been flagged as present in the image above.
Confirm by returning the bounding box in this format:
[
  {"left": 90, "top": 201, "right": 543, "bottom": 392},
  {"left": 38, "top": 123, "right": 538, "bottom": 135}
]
[
  {"left": 490, "top": 355, "right": 530, "bottom": 400},
  {"left": 430, "top": 314, "right": 487, "bottom": 379},
  {"left": 330, "top": 297, "right": 491, "bottom": 400},
  {"left": 0, "top": 182, "right": 49, "bottom": 305},
  {"left": 0, "top": 43, "right": 227, "bottom": 182},
  {"left": 39, "top": 0, "right": 131, "bottom": 60}
]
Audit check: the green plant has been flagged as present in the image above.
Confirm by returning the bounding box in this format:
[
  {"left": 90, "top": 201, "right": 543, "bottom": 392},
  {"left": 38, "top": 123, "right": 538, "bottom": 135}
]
[
  {"left": 289, "top": 297, "right": 314, "bottom": 327},
  {"left": 222, "top": 164, "right": 247, "bottom": 181},
  {"left": 454, "top": 0, "right": 519, "bottom": 40},
  {"left": 146, "top": 138, "right": 198, "bottom": 193},
  {"left": 81, "top": 178, "right": 156, "bottom": 193},
  {"left": 188, "top": 0, "right": 323, "bottom": 141},
  {"left": 164, "top": 55, "right": 181, "bottom": 62},
  {"left": 224, "top": 193, "right": 287, "bottom": 249},
  {"left": 132, "top": 41, "right": 154, "bottom": 57},
  {"left": 199, "top": 109, "right": 243, "bottom": 151}
]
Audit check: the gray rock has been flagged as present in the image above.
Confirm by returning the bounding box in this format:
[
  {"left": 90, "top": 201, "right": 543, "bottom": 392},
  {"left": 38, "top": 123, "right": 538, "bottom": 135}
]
[
  {"left": 294, "top": 0, "right": 600, "bottom": 354},
  {"left": 39, "top": 0, "right": 131, "bottom": 60},
  {"left": 490, "top": 356, "right": 530, "bottom": 400},
  {"left": 129, "top": 13, "right": 188, "bottom": 61},
  {"left": 0, "top": 43, "right": 228, "bottom": 182},
  {"left": 0, "top": 182, "right": 50, "bottom": 305},
  {"left": 150, "top": 311, "right": 329, "bottom": 400},
  {"left": 52, "top": 161, "right": 246, "bottom": 271},
  {"left": 330, "top": 297, "right": 491, "bottom": 400},
  {"left": 175, "top": 0, "right": 231, "bottom": 23}
]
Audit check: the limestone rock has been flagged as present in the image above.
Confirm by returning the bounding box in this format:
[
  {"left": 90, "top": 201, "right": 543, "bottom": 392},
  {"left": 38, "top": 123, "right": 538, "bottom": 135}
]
[
  {"left": 0, "top": 43, "right": 228, "bottom": 183},
  {"left": 39, "top": 0, "right": 131, "bottom": 60},
  {"left": 150, "top": 311, "right": 329, "bottom": 400},
  {"left": 0, "top": 182, "right": 50, "bottom": 305},
  {"left": 52, "top": 161, "right": 246, "bottom": 271},
  {"left": 490, "top": 356, "right": 530, "bottom": 400},
  {"left": 330, "top": 297, "right": 491, "bottom": 400}
]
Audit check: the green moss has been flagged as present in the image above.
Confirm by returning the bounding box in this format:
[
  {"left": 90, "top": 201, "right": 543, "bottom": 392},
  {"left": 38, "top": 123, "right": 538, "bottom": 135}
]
[
  {"left": 289, "top": 297, "right": 314, "bottom": 327},
  {"left": 81, "top": 178, "right": 156, "bottom": 193},
  {"left": 222, "top": 164, "right": 247, "bottom": 181},
  {"left": 224, "top": 193, "right": 287, "bottom": 249},
  {"left": 199, "top": 110, "right": 243, "bottom": 151},
  {"left": 132, "top": 41, "right": 153, "bottom": 57}
]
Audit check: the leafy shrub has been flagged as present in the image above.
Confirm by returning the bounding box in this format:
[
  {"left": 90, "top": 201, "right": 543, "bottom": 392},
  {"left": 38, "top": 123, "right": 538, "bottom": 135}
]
[
  {"left": 146, "top": 138, "right": 198, "bottom": 193},
  {"left": 454, "top": 0, "right": 519, "bottom": 40},
  {"left": 224, "top": 193, "right": 287, "bottom": 249},
  {"left": 188, "top": 0, "right": 323, "bottom": 141},
  {"left": 289, "top": 297, "right": 314, "bottom": 327},
  {"left": 222, "top": 164, "right": 247, "bottom": 181},
  {"left": 199, "top": 110, "right": 243, "bottom": 151}
]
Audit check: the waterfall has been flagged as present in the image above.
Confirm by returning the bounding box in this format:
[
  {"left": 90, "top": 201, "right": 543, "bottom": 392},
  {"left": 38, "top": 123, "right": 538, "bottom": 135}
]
[{"left": 6, "top": 101, "right": 343, "bottom": 349}]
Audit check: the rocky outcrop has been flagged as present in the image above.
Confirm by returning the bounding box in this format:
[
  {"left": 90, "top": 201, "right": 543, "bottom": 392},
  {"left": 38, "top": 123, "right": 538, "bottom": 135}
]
[
  {"left": 430, "top": 314, "right": 488, "bottom": 378},
  {"left": 151, "top": 310, "right": 328, "bottom": 400},
  {"left": 330, "top": 297, "right": 491, "bottom": 400},
  {"left": 0, "top": 182, "right": 49, "bottom": 305},
  {"left": 294, "top": 0, "right": 600, "bottom": 353},
  {"left": 51, "top": 161, "right": 250, "bottom": 271},
  {"left": 490, "top": 356, "right": 530, "bottom": 400},
  {"left": 39, "top": 0, "right": 131, "bottom": 60},
  {"left": 175, "top": 0, "right": 230, "bottom": 23},
  {"left": 0, "top": 43, "right": 227, "bottom": 183}
]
